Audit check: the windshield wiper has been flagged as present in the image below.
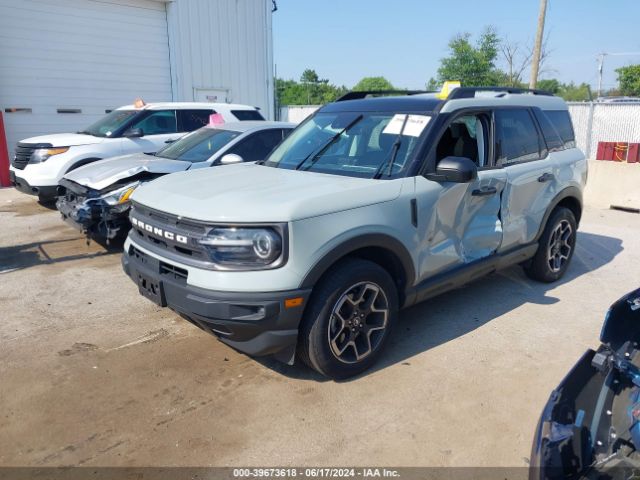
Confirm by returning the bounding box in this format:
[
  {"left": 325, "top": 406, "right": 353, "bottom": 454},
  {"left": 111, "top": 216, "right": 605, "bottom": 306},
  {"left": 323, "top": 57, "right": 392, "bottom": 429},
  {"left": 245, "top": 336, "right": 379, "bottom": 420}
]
[
  {"left": 373, "top": 114, "right": 409, "bottom": 179},
  {"left": 294, "top": 114, "right": 363, "bottom": 171}
]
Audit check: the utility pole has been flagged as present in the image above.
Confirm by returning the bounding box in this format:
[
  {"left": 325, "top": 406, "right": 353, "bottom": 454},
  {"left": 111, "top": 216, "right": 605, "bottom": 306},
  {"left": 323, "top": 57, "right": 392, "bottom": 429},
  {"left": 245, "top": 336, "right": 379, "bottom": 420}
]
[
  {"left": 529, "top": 0, "right": 548, "bottom": 89},
  {"left": 597, "top": 53, "right": 606, "bottom": 98}
]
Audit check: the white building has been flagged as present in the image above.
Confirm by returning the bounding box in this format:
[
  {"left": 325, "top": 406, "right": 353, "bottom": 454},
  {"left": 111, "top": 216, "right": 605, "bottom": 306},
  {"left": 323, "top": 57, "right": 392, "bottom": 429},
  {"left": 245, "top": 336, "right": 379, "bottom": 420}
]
[{"left": 0, "top": 0, "right": 275, "bottom": 156}]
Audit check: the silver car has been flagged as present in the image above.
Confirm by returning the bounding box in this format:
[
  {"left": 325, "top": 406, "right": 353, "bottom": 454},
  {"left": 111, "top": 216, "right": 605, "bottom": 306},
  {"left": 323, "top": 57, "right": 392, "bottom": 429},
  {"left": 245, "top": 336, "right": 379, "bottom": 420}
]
[
  {"left": 122, "top": 87, "right": 587, "bottom": 379},
  {"left": 56, "top": 121, "right": 294, "bottom": 241}
]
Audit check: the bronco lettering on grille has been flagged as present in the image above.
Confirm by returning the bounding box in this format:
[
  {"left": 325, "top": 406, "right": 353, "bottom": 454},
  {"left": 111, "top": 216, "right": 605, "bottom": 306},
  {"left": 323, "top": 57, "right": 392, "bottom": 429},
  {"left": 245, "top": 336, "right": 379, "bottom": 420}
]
[{"left": 131, "top": 217, "right": 188, "bottom": 244}]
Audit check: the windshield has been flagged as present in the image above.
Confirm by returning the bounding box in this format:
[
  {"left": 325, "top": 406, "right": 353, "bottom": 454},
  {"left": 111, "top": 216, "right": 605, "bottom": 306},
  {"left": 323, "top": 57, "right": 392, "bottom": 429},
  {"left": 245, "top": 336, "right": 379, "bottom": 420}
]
[
  {"left": 155, "top": 127, "right": 240, "bottom": 162},
  {"left": 263, "top": 112, "right": 430, "bottom": 178},
  {"left": 80, "top": 110, "right": 139, "bottom": 137}
]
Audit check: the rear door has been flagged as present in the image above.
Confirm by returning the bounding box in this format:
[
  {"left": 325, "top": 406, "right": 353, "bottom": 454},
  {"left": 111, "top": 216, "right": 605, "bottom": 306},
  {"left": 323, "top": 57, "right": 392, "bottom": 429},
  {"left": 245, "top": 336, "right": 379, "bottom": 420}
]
[
  {"left": 496, "top": 108, "right": 558, "bottom": 250},
  {"left": 415, "top": 111, "right": 507, "bottom": 279}
]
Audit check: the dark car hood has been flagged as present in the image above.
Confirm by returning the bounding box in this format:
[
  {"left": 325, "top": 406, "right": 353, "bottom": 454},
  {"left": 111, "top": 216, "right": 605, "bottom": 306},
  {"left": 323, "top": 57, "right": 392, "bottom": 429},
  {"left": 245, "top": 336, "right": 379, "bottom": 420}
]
[{"left": 530, "top": 288, "right": 640, "bottom": 479}]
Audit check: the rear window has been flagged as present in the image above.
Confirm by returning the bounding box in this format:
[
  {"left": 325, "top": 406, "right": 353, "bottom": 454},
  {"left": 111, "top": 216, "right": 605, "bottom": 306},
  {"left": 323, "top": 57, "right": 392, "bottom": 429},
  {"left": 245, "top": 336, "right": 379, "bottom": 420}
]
[
  {"left": 545, "top": 110, "right": 576, "bottom": 149},
  {"left": 494, "top": 109, "right": 543, "bottom": 166},
  {"left": 231, "top": 110, "right": 265, "bottom": 121},
  {"left": 533, "top": 109, "right": 564, "bottom": 152}
]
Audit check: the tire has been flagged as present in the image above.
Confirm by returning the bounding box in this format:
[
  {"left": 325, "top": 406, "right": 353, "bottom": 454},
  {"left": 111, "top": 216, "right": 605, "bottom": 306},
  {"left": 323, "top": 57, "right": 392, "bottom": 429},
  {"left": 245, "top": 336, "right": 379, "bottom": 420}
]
[
  {"left": 298, "top": 258, "right": 399, "bottom": 380},
  {"left": 524, "top": 207, "right": 577, "bottom": 283}
]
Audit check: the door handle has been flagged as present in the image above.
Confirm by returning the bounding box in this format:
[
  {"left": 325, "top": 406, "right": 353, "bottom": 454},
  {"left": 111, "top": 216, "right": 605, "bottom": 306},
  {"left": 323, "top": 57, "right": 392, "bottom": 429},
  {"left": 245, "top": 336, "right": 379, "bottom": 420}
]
[
  {"left": 472, "top": 186, "right": 497, "bottom": 197},
  {"left": 538, "top": 172, "right": 554, "bottom": 182}
]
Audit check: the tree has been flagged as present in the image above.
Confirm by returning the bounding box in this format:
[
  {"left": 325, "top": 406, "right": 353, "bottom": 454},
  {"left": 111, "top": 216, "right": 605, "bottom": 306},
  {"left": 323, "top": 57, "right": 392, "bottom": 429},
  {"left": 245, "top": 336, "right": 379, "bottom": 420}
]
[
  {"left": 500, "top": 35, "right": 551, "bottom": 87},
  {"left": 536, "top": 78, "right": 561, "bottom": 94},
  {"left": 276, "top": 71, "right": 347, "bottom": 106},
  {"left": 353, "top": 76, "right": 394, "bottom": 91},
  {"left": 434, "top": 26, "right": 505, "bottom": 87},
  {"left": 615, "top": 65, "right": 640, "bottom": 96},
  {"left": 300, "top": 69, "right": 326, "bottom": 85},
  {"left": 557, "top": 82, "right": 592, "bottom": 102}
]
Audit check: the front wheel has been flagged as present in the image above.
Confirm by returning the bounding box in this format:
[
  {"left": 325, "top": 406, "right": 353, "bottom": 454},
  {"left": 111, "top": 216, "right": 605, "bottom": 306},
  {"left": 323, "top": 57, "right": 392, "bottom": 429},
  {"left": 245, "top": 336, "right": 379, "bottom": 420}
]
[
  {"left": 524, "top": 207, "right": 577, "bottom": 283},
  {"left": 298, "top": 258, "right": 398, "bottom": 380}
]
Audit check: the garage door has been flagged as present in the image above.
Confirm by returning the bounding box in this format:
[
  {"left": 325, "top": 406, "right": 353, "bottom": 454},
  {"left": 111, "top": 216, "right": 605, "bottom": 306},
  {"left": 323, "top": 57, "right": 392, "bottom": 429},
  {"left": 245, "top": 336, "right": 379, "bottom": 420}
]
[{"left": 0, "top": 0, "right": 172, "bottom": 157}]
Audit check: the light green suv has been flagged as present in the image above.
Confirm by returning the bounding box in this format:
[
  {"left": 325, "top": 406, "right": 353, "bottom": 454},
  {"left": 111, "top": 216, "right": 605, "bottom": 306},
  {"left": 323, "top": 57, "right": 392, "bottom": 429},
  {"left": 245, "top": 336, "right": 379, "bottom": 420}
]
[{"left": 122, "top": 87, "right": 587, "bottom": 379}]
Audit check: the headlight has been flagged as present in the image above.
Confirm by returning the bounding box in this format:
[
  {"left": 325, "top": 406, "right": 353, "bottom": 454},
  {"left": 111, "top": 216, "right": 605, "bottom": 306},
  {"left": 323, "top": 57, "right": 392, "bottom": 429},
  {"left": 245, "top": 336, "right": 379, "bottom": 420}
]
[
  {"left": 198, "top": 226, "right": 284, "bottom": 268},
  {"left": 99, "top": 183, "right": 139, "bottom": 206},
  {"left": 30, "top": 147, "right": 69, "bottom": 163}
]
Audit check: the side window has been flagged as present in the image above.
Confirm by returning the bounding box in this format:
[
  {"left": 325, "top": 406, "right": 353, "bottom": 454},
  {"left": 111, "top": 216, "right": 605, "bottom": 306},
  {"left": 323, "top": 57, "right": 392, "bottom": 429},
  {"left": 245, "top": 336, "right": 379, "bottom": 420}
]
[
  {"left": 231, "top": 110, "right": 265, "bottom": 121},
  {"left": 533, "top": 109, "right": 564, "bottom": 152},
  {"left": 132, "top": 110, "right": 177, "bottom": 135},
  {"left": 178, "top": 110, "right": 215, "bottom": 132},
  {"left": 494, "top": 109, "right": 542, "bottom": 166},
  {"left": 226, "top": 129, "right": 286, "bottom": 162},
  {"left": 435, "top": 113, "right": 490, "bottom": 167},
  {"left": 545, "top": 110, "right": 576, "bottom": 149}
]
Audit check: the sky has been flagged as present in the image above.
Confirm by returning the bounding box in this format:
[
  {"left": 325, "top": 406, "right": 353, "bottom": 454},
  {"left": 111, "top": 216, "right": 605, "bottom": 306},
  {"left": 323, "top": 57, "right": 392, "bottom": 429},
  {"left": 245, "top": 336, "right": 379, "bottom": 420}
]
[{"left": 273, "top": 0, "right": 640, "bottom": 92}]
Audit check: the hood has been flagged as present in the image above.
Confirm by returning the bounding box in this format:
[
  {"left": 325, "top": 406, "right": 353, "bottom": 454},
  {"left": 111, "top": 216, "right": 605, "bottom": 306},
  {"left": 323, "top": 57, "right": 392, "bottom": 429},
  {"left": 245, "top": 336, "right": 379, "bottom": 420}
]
[
  {"left": 131, "top": 163, "right": 404, "bottom": 222},
  {"left": 63, "top": 153, "right": 192, "bottom": 191},
  {"left": 21, "top": 132, "right": 105, "bottom": 147}
]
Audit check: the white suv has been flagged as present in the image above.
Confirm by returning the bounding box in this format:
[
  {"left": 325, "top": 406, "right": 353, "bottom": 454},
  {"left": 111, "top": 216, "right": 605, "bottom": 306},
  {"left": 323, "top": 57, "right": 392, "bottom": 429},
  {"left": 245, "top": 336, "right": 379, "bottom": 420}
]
[
  {"left": 122, "top": 87, "right": 587, "bottom": 379},
  {"left": 9, "top": 102, "right": 264, "bottom": 201}
]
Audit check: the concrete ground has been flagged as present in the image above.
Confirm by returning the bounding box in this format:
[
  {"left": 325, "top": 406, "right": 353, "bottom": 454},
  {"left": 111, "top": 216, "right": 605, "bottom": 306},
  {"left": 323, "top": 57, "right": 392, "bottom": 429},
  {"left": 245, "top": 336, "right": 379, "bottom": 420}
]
[{"left": 0, "top": 186, "right": 638, "bottom": 468}]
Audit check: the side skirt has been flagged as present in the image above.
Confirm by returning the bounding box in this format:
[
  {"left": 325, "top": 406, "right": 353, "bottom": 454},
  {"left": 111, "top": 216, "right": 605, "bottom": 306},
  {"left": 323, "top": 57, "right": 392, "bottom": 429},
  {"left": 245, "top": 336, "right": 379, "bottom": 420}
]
[{"left": 403, "top": 243, "right": 538, "bottom": 308}]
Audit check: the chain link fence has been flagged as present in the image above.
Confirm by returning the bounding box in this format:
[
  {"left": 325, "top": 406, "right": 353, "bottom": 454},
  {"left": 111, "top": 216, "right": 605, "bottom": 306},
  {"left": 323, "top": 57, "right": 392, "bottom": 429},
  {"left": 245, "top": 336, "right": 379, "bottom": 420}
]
[{"left": 568, "top": 102, "right": 640, "bottom": 159}]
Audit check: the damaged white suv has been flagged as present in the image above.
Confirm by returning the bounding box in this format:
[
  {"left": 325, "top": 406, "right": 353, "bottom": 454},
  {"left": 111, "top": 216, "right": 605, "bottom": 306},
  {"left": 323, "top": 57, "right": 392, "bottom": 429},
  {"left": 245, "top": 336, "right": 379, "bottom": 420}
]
[{"left": 122, "top": 87, "right": 587, "bottom": 379}]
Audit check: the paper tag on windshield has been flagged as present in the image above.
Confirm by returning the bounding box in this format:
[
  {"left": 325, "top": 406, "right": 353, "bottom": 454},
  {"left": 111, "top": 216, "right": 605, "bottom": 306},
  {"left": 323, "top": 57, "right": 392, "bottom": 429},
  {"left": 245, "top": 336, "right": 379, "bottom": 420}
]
[
  {"left": 403, "top": 115, "right": 431, "bottom": 137},
  {"left": 382, "top": 114, "right": 430, "bottom": 137},
  {"left": 382, "top": 114, "right": 407, "bottom": 135}
]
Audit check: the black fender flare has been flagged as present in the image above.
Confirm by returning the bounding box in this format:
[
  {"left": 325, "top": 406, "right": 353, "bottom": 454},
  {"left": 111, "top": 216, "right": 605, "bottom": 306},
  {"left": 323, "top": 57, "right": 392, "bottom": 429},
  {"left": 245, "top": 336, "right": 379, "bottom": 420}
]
[
  {"left": 65, "top": 157, "right": 102, "bottom": 174},
  {"left": 534, "top": 186, "right": 583, "bottom": 241},
  {"left": 299, "top": 233, "right": 416, "bottom": 291}
]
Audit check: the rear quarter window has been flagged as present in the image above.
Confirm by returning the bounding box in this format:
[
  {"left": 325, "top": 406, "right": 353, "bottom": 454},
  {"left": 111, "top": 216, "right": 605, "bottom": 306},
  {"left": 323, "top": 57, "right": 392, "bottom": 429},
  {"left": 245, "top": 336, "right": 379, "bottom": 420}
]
[
  {"left": 545, "top": 110, "right": 576, "bottom": 149},
  {"left": 231, "top": 110, "right": 265, "bottom": 121}
]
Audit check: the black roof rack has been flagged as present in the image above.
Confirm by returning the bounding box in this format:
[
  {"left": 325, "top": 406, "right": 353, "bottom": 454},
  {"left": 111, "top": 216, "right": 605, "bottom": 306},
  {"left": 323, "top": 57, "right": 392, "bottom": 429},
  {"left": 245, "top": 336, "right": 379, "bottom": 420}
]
[
  {"left": 447, "top": 86, "right": 554, "bottom": 99},
  {"left": 336, "top": 90, "right": 434, "bottom": 102}
]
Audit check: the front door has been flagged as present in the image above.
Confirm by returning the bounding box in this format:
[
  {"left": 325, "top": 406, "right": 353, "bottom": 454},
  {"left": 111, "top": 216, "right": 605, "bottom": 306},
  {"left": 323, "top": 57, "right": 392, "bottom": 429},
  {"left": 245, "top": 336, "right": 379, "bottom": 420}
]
[
  {"left": 415, "top": 111, "right": 506, "bottom": 281},
  {"left": 120, "top": 109, "right": 181, "bottom": 155}
]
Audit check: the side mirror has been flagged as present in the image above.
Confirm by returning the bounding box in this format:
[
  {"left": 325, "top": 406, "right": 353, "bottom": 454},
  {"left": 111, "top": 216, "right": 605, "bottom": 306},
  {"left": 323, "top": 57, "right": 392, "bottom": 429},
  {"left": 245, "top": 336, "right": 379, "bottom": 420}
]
[
  {"left": 219, "top": 153, "right": 243, "bottom": 165},
  {"left": 124, "top": 127, "right": 144, "bottom": 138},
  {"left": 433, "top": 156, "right": 478, "bottom": 183}
]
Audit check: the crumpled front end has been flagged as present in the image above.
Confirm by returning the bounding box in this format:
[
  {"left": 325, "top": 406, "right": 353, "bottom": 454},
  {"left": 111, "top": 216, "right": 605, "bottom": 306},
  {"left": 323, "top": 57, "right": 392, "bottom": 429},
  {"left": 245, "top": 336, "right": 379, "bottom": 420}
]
[{"left": 57, "top": 178, "right": 134, "bottom": 241}]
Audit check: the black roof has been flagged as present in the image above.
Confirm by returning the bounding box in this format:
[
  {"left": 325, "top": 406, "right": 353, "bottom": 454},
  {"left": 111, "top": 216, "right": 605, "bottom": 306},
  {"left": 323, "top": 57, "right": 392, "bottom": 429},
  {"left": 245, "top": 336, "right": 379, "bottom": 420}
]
[{"left": 320, "top": 95, "right": 443, "bottom": 113}]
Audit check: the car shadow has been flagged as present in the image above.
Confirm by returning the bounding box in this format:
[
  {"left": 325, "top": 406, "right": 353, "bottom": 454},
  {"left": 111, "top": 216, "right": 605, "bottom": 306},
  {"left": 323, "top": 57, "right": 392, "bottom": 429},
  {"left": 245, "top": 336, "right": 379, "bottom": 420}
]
[
  {"left": 0, "top": 236, "right": 122, "bottom": 273},
  {"left": 259, "top": 231, "right": 623, "bottom": 382}
]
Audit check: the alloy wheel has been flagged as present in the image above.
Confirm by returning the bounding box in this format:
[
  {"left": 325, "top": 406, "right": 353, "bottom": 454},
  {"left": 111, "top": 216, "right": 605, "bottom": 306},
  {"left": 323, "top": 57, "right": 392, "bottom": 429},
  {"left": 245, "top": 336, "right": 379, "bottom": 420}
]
[{"left": 327, "top": 282, "right": 389, "bottom": 364}]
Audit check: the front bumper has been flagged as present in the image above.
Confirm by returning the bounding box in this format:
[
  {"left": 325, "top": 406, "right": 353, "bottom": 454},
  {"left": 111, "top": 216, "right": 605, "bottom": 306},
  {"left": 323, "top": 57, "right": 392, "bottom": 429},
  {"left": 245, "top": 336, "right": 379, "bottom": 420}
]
[
  {"left": 10, "top": 170, "right": 57, "bottom": 200},
  {"left": 122, "top": 244, "right": 311, "bottom": 364}
]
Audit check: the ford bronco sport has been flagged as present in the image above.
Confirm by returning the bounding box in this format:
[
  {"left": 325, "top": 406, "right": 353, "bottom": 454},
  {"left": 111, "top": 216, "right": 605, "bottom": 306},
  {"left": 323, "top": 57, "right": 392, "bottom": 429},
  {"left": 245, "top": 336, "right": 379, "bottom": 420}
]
[{"left": 122, "top": 87, "right": 587, "bottom": 379}]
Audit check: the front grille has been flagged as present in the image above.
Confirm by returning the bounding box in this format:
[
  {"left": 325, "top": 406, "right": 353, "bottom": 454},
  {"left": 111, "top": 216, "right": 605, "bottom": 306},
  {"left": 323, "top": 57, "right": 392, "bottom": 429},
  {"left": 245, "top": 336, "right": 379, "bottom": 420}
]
[
  {"left": 130, "top": 202, "right": 211, "bottom": 264},
  {"left": 11, "top": 143, "right": 38, "bottom": 170}
]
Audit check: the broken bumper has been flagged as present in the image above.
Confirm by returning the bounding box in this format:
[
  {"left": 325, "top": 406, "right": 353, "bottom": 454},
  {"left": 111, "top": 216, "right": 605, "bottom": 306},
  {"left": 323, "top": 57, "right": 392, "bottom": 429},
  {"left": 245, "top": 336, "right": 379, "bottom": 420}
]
[
  {"left": 121, "top": 245, "right": 311, "bottom": 363},
  {"left": 57, "top": 190, "right": 131, "bottom": 239}
]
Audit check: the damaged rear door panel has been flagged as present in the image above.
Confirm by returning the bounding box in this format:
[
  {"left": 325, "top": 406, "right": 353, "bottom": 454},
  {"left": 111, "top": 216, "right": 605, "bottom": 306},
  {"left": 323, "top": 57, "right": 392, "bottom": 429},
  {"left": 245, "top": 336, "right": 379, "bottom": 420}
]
[
  {"left": 497, "top": 108, "right": 559, "bottom": 249},
  {"left": 530, "top": 288, "right": 640, "bottom": 479}
]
